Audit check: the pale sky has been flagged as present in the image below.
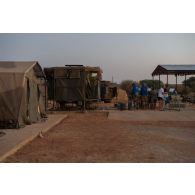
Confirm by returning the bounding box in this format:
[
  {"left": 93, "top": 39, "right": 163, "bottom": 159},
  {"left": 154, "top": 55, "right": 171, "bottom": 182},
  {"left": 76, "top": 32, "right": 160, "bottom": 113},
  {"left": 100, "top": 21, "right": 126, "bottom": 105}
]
[{"left": 0, "top": 33, "right": 195, "bottom": 83}]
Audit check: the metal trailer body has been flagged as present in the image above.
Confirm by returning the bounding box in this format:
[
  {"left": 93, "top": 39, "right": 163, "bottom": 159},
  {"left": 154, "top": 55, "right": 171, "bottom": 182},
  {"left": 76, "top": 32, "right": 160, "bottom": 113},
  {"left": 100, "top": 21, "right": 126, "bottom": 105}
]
[
  {"left": 100, "top": 80, "right": 118, "bottom": 103},
  {"left": 44, "top": 65, "right": 102, "bottom": 109}
]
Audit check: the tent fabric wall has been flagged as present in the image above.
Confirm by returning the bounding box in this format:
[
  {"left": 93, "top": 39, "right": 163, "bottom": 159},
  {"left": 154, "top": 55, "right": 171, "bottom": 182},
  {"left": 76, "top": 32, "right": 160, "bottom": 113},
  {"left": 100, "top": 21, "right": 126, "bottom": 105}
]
[
  {"left": 0, "top": 61, "right": 46, "bottom": 128},
  {"left": 0, "top": 73, "right": 24, "bottom": 123},
  {"left": 18, "top": 65, "right": 46, "bottom": 126}
]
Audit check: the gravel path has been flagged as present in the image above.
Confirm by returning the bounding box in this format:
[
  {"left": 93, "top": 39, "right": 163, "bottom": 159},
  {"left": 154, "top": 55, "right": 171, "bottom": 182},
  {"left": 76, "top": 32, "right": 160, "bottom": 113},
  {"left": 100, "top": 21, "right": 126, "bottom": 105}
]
[{"left": 4, "top": 112, "right": 195, "bottom": 163}]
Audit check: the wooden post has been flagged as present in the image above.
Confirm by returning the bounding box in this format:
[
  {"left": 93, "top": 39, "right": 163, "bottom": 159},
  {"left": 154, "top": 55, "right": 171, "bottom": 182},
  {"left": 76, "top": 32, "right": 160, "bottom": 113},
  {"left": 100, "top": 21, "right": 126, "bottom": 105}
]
[
  {"left": 166, "top": 74, "right": 169, "bottom": 86},
  {"left": 175, "top": 74, "right": 177, "bottom": 90}
]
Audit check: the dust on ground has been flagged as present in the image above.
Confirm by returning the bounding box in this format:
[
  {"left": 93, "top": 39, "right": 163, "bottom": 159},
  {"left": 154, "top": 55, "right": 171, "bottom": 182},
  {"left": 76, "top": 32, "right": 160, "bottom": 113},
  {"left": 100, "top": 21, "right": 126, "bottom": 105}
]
[{"left": 4, "top": 112, "right": 195, "bottom": 163}]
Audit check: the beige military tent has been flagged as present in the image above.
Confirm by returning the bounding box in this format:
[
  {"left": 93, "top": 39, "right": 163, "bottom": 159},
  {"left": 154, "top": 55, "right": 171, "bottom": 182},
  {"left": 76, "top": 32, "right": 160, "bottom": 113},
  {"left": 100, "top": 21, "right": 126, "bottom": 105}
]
[{"left": 0, "top": 61, "right": 47, "bottom": 128}]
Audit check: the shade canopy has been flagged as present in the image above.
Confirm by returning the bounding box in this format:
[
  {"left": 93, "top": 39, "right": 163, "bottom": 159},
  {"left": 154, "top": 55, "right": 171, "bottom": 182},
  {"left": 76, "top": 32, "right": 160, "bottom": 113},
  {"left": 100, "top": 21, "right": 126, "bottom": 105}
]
[{"left": 152, "top": 64, "right": 195, "bottom": 76}]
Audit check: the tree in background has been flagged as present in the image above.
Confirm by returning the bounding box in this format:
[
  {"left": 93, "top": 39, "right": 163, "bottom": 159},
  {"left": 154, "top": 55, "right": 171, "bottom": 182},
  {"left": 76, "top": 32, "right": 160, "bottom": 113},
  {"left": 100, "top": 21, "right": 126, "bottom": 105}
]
[
  {"left": 119, "top": 80, "right": 134, "bottom": 92},
  {"left": 181, "top": 86, "right": 191, "bottom": 95},
  {"left": 183, "top": 77, "right": 195, "bottom": 92},
  {"left": 140, "top": 79, "right": 164, "bottom": 89},
  {"left": 120, "top": 79, "right": 164, "bottom": 92}
]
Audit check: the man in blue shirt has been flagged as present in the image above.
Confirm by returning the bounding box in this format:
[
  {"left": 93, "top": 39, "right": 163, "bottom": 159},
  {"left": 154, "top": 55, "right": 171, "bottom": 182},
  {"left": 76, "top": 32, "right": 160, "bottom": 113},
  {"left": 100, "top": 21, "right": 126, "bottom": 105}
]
[
  {"left": 131, "top": 82, "right": 140, "bottom": 109},
  {"left": 141, "top": 83, "right": 148, "bottom": 97},
  {"left": 132, "top": 82, "right": 140, "bottom": 96}
]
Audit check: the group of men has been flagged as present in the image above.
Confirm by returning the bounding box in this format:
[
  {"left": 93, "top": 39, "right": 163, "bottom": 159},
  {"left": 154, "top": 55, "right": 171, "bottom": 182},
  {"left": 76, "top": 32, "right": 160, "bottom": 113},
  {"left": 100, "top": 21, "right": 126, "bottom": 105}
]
[{"left": 128, "top": 82, "right": 173, "bottom": 110}]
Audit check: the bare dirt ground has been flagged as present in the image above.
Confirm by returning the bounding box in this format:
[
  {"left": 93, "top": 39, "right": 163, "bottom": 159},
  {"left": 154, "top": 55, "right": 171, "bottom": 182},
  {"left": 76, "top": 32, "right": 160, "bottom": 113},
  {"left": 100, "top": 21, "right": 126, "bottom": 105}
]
[{"left": 4, "top": 112, "right": 195, "bottom": 163}]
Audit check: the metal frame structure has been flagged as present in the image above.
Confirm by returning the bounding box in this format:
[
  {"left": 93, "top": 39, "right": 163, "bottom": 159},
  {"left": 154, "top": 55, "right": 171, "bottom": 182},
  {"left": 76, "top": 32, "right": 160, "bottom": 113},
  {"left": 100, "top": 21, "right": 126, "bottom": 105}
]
[{"left": 152, "top": 64, "right": 195, "bottom": 89}]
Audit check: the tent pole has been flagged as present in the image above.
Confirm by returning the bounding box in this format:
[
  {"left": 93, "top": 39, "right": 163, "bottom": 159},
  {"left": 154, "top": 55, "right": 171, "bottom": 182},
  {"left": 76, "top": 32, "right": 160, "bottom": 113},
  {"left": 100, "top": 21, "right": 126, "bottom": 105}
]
[{"left": 175, "top": 74, "right": 177, "bottom": 90}]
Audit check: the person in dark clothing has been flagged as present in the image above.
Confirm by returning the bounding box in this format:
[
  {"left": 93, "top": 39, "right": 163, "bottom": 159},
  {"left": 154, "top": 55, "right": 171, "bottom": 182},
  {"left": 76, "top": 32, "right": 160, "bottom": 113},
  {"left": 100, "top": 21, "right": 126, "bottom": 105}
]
[
  {"left": 101, "top": 85, "right": 106, "bottom": 100},
  {"left": 164, "top": 84, "right": 171, "bottom": 105},
  {"left": 148, "top": 88, "right": 157, "bottom": 109},
  {"left": 140, "top": 83, "right": 148, "bottom": 109},
  {"left": 131, "top": 82, "right": 140, "bottom": 109},
  {"left": 112, "top": 87, "right": 118, "bottom": 98}
]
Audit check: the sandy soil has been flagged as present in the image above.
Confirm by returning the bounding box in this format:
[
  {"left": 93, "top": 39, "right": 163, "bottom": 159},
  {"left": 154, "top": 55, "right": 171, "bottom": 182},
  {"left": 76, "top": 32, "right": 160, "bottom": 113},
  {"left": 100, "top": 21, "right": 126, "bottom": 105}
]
[{"left": 4, "top": 112, "right": 195, "bottom": 163}]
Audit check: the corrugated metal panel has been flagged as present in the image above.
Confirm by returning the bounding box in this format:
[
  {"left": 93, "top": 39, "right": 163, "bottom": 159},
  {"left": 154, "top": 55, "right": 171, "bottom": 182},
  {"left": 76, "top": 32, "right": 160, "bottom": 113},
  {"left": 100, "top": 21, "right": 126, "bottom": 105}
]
[{"left": 159, "top": 64, "right": 195, "bottom": 71}]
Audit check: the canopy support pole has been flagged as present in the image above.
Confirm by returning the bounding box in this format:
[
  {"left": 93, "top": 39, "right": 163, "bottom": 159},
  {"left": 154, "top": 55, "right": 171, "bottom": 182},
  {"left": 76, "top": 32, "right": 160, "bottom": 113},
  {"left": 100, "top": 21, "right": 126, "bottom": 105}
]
[
  {"left": 158, "top": 74, "right": 161, "bottom": 88},
  {"left": 152, "top": 75, "right": 154, "bottom": 89},
  {"left": 167, "top": 74, "right": 169, "bottom": 86},
  {"left": 175, "top": 74, "right": 178, "bottom": 90}
]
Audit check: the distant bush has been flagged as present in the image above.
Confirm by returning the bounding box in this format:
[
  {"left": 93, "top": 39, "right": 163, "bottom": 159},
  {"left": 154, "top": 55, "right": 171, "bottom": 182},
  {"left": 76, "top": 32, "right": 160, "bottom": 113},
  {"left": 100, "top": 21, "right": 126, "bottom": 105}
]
[
  {"left": 119, "top": 80, "right": 134, "bottom": 92},
  {"left": 181, "top": 86, "right": 191, "bottom": 95},
  {"left": 120, "top": 79, "right": 165, "bottom": 92},
  {"left": 182, "top": 77, "right": 195, "bottom": 92},
  {"left": 140, "top": 79, "right": 164, "bottom": 89}
]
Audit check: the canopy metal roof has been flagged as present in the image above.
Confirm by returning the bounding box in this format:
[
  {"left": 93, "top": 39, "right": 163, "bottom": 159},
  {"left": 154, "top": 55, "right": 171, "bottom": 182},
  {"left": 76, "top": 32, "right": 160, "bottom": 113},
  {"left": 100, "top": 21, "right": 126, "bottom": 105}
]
[{"left": 152, "top": 64, "right": 195, "bottom": 76}]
